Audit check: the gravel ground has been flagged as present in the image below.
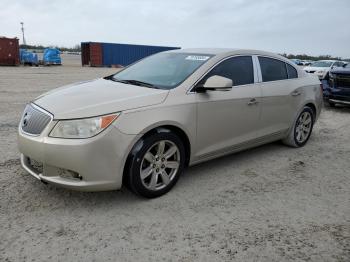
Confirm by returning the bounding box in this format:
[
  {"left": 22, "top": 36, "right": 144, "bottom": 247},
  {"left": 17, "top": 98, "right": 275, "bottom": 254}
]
[{"left": 0, "top": 55, "right": 349, "bottom": 262}]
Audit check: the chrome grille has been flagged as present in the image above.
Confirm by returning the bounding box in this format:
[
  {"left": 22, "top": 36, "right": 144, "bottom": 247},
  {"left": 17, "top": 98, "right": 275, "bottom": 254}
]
[{"left": 21, "top": 104, "right": 52, "bottom": 135}]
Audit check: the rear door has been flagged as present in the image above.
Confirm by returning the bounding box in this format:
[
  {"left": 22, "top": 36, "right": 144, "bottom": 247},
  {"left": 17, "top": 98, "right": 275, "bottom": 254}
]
[
  {"left": 195, "top": 56, "right": 262, "bottom": 158},
  {"left": 257, "top": 56, "right": 303, "bottom": 136}
]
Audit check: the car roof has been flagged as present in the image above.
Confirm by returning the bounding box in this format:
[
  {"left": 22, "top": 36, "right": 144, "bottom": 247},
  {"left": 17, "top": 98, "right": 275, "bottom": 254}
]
[
  {"left": 317, "top": 60, "right": 338, "bottom": 62},
  {"left": 167, "top": 48, "right": 282, "bottom": 57}
]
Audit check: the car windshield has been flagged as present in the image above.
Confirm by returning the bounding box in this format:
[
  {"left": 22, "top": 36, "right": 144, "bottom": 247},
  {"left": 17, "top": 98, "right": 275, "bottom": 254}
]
[
  {"left": 111, "top": 52, "right": 213, "bottom": 89},
  {"left": 310, "top": 61, "right": 333, "bottom": 67}
]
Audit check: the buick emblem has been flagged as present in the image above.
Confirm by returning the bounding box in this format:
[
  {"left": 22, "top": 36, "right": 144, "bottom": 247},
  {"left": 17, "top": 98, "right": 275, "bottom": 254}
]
[{"left": 22, "top": 112, "right": 30, "bottom": 127}]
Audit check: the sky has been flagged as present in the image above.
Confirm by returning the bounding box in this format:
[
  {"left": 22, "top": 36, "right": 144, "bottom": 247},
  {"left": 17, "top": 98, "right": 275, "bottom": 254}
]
[{"left": 1, "top": 0, "right": 349, "bottom": 58}]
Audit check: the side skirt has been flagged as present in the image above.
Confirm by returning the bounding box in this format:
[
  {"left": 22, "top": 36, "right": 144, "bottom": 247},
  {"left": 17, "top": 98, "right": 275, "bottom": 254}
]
[{"left": 189, "top": 130, "right": 287, "bottom": 166}]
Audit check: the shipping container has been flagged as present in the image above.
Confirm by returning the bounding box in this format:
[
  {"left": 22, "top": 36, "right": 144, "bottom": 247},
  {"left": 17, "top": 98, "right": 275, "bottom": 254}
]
[
  {"left": 81, "top": 42, "right": 180, "bottom": 67},
  {"left": 0, "top": 37, "right": 20, "bottom": 66},
  {"left": 81, "top": 42, "right": 103, "bottom": 66}
]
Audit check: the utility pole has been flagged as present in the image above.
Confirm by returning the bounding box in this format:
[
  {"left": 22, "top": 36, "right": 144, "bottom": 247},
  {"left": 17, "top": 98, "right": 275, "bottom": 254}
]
[{"left": 20, "top": 22, "right": 26, "bottom": 46}]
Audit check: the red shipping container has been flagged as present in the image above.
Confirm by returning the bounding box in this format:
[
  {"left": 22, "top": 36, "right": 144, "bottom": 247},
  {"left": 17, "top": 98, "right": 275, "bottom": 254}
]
[
  {"left": 81, "top": 42, "right": 102, "bottom": 67},
  {"left": 0, "top": 37, "right": 20, "bottom": 66}
]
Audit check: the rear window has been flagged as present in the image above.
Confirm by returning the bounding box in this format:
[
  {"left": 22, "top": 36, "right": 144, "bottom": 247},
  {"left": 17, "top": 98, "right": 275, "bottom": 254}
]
[
  {"left": 286, "top": 63, "right": 298, "bottom": 79},
  {"left": 259, "top": 57, "right": 288, "bottom": 82}
]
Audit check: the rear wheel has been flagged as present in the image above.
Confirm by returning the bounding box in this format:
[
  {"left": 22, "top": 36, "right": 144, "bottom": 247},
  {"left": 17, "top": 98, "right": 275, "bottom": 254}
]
[
  {"left": 282, "top": 106, "right": 314, "bottom": 147},
  {"left": 126, "top": 131, "right": 185, "bottom": 198}
]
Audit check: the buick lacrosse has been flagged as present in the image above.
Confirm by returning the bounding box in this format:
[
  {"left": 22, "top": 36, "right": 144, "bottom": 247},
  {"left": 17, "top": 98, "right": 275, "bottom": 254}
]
[{"left": 18, "top": 49, "right": 322, "bottom": 198}]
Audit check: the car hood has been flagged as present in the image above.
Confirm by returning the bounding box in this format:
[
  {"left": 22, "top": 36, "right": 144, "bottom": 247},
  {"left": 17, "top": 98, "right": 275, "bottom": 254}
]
[
  {"left": 304, "top": 66, "right": 329, "bottom": 72},
  {"left": 34, "top": 78, "right": 169, "bottom": 119},
  {"left": 330, "top": 67, "right": 350, "bottom": 74}
]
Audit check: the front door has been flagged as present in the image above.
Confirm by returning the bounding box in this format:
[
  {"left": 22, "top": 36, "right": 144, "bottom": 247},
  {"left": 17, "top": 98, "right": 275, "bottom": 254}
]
[{"left": 194, "top": 56, "right": 261, "bottom": 159}]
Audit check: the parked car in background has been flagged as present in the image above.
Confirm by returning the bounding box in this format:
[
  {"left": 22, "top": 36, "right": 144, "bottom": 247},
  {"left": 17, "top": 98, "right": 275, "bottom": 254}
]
[
  {"left": 327, "top": 63, "right": 350, "bottom": 107},
  {"left": 291, "top": 59, "right": 303, "bottom": 65},
  {"left": 304, "top": 60, "right": 346, "bottom": 80},
  {"left": 18, "top": 48, "right": 322, "bottom": 198},
  {"left": 301, "top": 60, "right": 312, "bottom": 66}
]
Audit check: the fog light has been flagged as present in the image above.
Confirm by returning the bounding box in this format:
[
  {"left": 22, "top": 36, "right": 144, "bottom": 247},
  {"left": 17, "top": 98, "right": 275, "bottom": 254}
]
[{"left": 58, "top": 168, "right": 82, "bottom": 180}]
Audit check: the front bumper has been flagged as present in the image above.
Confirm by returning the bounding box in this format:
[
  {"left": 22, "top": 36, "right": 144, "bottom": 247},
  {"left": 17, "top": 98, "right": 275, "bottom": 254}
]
[
  {"left": 328, "top": 98, "right": 350, "bottom": 105},
  {"left": 327, "top": 81, "right": 350, "bottom": 105},
  {"left": 18, "top": 122, "right": 138, "bottom": 191},
  {"left": 315, "top": 72, "right": 326, "bottom": 79}
]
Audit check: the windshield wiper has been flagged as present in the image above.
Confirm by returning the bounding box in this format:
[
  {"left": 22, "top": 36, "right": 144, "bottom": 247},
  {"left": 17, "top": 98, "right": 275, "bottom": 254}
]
[
  {"left": 122, "top": 79, "right": 159, "bottom": 89},
  {"left": 106, "top": 76, "right": 159, "bottom": 89},
  {"left": 105, "top": 75, "right": 127, "bottom": 83}
]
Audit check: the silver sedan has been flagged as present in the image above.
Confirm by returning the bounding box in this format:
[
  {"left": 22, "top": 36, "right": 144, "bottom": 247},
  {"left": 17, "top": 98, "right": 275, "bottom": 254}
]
[{"left": 18, "top": 48, "right": 323, "bottom": 198}]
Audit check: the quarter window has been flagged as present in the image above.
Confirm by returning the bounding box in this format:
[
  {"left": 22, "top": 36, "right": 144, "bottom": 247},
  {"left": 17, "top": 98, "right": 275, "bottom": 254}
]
[
  {"left": 286, "top": 63, "right": 298, "bottom": 79},
  {"left": 259, "top": 57, "right": 288, "bottom": 82},
  {"left": 202, "top": 56, "right": 254, "bottom": 86}
]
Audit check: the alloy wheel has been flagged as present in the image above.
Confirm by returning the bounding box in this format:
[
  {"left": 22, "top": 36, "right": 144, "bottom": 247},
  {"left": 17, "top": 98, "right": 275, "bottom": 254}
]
[
  {"left": 295, "top": 111, "right": 312, "bottom": 143},
  {"left": 140, "top": 140, "right": 180, "bottom": 191}
]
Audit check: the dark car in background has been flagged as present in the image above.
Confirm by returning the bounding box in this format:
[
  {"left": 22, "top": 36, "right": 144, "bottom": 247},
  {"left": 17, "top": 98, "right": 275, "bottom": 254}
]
[{"left": 327, "top": 63, "right": 350, "bottom": 107}]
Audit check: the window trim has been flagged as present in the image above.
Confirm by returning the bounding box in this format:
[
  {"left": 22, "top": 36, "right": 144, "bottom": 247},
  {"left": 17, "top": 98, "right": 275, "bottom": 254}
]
[
  {"left": 256, "top": 55, "right": 299, "bottom": 83},
  {"left": 188, "top": 55, "right": 257, "bottom": 93}
]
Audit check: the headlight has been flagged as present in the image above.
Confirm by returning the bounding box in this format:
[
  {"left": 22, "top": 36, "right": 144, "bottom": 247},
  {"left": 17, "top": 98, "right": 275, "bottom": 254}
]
[
  {"left": 329, "top": 72, "right": 334, "bottom": 78},
  {"left": 49, "top": 113, "right": 120, "bottom": 138},
  {"left": 316, "top": 70, "right": 325, "bottom": 74}
]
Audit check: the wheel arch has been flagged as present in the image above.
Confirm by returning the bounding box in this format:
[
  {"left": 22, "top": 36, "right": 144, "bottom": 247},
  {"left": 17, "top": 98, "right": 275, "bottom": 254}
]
[
  {"left": 304, "top": 102, "right": 317, "bottom": 120},
  {"left": 122, "top": 124, "right": 192, "bottom": 186}
]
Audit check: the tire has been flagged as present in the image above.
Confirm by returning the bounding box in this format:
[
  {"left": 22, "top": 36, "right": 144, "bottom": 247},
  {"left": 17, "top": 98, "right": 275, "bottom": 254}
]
[
  {"left": 328, "top": 101, "right": 336, "bottom": 107},
  {"left": 126, "top": 130, "right": 185, "bottom": 198},
  {"left": 282, "top": 106, "right": 314, "bottom": 148}
]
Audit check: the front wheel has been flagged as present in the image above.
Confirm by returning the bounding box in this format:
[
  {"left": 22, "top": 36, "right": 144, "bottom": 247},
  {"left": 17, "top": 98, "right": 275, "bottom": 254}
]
[
  {"left": 282, "top": 106, "right": 314, "bottom": 147},
  {"left": 126, "top": 131, "right": 185, "bottom": 198}
]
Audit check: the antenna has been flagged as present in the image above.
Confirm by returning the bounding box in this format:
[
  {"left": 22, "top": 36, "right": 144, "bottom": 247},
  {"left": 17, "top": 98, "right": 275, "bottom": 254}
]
[{"left": 20, "top": 22, "right": 26, "bottom": 46}]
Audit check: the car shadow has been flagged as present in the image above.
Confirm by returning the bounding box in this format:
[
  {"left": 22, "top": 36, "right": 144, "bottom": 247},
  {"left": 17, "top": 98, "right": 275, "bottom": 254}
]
[{"left": 181, "top": 141, "right": 286, "bottom": 180}]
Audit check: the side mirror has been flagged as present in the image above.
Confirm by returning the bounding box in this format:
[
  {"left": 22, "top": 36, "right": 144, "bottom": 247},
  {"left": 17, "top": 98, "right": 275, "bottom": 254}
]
[{"left": 196, "top": 75, "right": 232, "bottom": 92}]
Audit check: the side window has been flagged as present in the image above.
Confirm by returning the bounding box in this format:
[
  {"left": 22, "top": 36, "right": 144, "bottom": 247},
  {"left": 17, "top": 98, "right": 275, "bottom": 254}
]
[
  {"left": 259, "top": 57, "right": 288, "bottom": 82},
  {"left": 202, "top": 56, "right": 254, "bottom": 86},
  {"left": 286, "top": 63, "right": 298, "bottom": 79}
]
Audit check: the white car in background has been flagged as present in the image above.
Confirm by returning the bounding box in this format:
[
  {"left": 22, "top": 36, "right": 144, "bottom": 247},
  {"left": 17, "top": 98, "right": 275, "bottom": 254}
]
[
  {"left": 303, "top": 60, "right": 346, "bottom": 80},
  {"left": 301, "top": 60, "right": 312, "bottom": 66}
]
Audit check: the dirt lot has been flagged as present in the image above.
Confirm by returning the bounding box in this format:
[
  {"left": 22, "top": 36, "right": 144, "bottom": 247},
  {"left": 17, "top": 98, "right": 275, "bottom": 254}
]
[{"left": 0, "top": 55, "right": 349, "bottom": 262}]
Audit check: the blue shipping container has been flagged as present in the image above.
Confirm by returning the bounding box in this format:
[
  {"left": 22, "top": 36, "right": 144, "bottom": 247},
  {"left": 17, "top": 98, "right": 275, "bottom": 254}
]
[{"left": 81, "top": 42, "right": 180, "bottom": 67}]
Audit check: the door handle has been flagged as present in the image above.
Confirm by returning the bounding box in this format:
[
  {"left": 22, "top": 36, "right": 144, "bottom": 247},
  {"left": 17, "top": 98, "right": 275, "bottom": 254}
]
[
  {"left": 291, "top": 91, "right": 301, "bottom": 96},
  {"left": 247, "top": 98, "right": 259, "bottom": 105}
]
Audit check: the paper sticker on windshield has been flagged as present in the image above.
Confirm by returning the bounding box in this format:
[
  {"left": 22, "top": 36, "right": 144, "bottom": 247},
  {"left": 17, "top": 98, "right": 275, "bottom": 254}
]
[{"left": 185, "top": 55, "right": 210, "bottom": 61}]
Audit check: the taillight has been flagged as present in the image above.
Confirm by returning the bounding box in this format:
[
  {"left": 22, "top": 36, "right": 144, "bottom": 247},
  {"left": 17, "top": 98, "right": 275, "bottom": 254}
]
[{"left": 320, "top": 83, "right": 323, "bottom": 95}]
